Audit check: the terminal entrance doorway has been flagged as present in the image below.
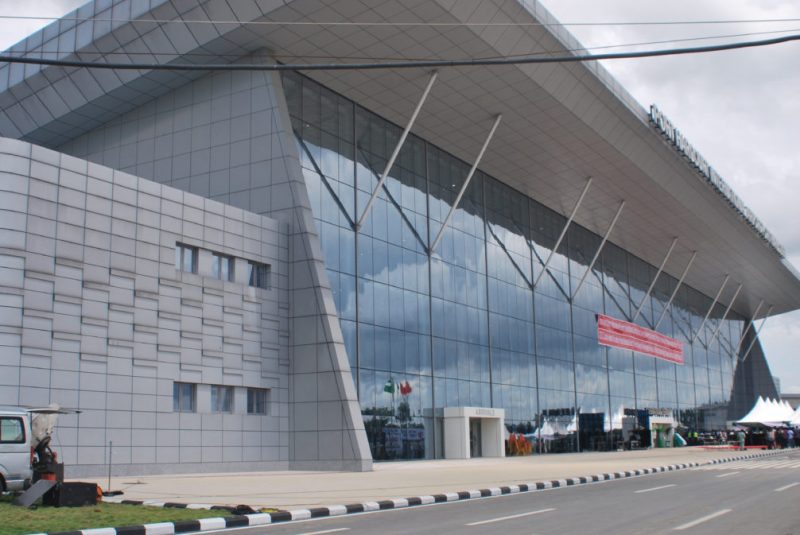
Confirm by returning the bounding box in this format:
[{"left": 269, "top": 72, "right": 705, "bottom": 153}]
[
  {"left": 440, "top": 407, "right": 505, "bottom": 459},
  {"left": 469, "top": 419, "right": 482, "bottom": 457}
]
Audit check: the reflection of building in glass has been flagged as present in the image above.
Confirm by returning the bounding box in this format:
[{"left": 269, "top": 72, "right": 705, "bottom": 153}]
[
  {"left": 0, "top": 0, "right": 795, "bottom": 474},
  {"left": 283, "top": 69, "right": 783, "bottom": 457}
]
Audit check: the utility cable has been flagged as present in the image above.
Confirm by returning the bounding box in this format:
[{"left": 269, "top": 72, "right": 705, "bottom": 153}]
[
  {"left": 481, "top": 27, "right": 800, "bottom": 60},
  {"left": 1, "top": 27, "right": 797, "bottom": 62},
  {"left": 2, "top": 15, "right": 800, "bottom": 27},
  {"left": 0, "top": 33, "right": 798, "bottom": 71}
]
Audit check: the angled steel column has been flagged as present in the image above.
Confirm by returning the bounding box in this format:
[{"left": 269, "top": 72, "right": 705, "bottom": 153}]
[
  {"left": 740, "top": 305, "right": 774, "bottom": 363},
  {"left": 532, "top": 178, "right": 592, "bottom": 289},
  {"left": 632, "top": 237, "right": 678, "bottom": 322},
  {"left": 734, "top": 299, "right": 764, "bottom": 353},
  {"left": 654, "top": 251, "right": 697, "bottom": 330},
  {"left": 356, "top": 71, "right": 438, "bottom": 231},
  {"left": 571, "top": 200, "right": 625, "bottom": 301},
  {"left": 706, "top": 283, "right": 743, "bottom": 348},
  {"left": 429, "top": 114, "right": 502, "bottom": 254},
  {"left": 690, "top": 274, "right": 730, "bottom": 345}
]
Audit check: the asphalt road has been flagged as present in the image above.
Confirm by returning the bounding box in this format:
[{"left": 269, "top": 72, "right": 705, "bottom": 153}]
[{"left": 205, "top": 451, "right": 800, "bottom": 535}]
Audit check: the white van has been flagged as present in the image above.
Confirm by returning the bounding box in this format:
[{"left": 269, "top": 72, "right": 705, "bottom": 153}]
[{"left": 0, "top": 406, "right": 33, "bottom": 492}]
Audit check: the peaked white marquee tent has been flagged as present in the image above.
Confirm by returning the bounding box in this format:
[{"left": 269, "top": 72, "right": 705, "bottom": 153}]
[
  {"left": 737, "top": 397, "right": 796, "bottom": 427},
  {"left": 792, "top": 406, "right": 800, "bottom": 427}
]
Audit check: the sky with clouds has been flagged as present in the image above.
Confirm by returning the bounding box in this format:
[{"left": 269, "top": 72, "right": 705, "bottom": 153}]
[{"left": 1, "top": 0, "right": 798, "bottom": 392}]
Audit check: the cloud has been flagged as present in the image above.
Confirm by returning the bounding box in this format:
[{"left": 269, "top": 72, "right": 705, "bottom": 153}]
[
  {"left": 760, "top": 310, "right": 800, "bottom": 392},
  {"left": 0, "top": 0, "right": 85, "bottom": 50}
]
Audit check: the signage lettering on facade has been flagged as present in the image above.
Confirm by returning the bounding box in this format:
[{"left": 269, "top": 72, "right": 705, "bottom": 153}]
[
  {"left": 649, "top": 104, "right": 784, "bottom": 257},
  {"left": 475, "top": 408, "right": 496, "bottom": 417},
  {"left": 596, "top": 314, "right": 684, "bottom": 365}
]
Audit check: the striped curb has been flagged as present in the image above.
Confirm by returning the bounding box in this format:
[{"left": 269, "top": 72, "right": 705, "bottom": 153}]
[{"left": 38, "top": 449, "right": 790, "bottom": 535}]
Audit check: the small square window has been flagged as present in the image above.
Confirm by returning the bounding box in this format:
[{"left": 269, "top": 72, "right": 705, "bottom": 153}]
[
  {"left": 0, "top": 417, "right": 25, "bottom": 444},
  {"left": 211, "top": 385, "right": 234, "bottom": 413},
  {"left": 173, "top": 382, "right": 196, "bottom": 412},
  {"left": 175, "top": 243, "right": 197, "bottom": 273},
  {"left": 212, "top": 253, "right": 234, "bottom": 281},
  {"left": 248, "top": 261, "right": 270, "bottom": 289},
  {"left": 247, "top": 388, "right": 269, "bottom": 415}
]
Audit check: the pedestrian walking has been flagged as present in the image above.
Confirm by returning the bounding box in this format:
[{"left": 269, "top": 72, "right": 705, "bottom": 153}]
[{"left": 736, "top": 429, "right": 746, "bottom": 451}]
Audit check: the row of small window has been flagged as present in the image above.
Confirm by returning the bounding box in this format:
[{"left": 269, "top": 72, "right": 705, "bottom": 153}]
[
  {"left": 175, "top": 243, "right": 270, "bottom": 289},
  {"left": 173, "top": 382, "right": 270, "bottom": 415}
]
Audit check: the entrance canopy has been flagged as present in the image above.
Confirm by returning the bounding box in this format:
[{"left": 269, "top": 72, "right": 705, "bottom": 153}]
[{"left": 442, "top": 407, "right": 505, "bottom": 459}]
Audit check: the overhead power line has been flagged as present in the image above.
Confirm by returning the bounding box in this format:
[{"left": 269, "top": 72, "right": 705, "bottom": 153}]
[
  {"left": 2, "top": 14, "right": 800, "bottom": 27},
  {"left": 476, "top": 27, "right": 800, "bottom": 62},
  {"left": 0, "top": 33, "right": 798, "bottom": 72},
  {"left": 1, "top": 27, "right": 797, "bottom": 62}
]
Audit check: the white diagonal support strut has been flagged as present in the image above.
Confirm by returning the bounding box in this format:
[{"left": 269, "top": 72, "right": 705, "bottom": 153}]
[
  {"left": 707, "top": 283, "right": 743, "bottom": 348},
  {"left": 654, "top": 251, "right": 697, "bottom": 330},
  {"left": 571, "top": 200, "right": 625, "bottom": 302},
  {"left": 632, "top": 237, "right": 678, "bottom": 322},
  {"left": 691, "top": 274, "right": 730, "bottom": 345},
  {"left": 740, "top": 305, "right": 774, "bottom": 363},
  {"left": 533, "top": 178, "right": 592, "bottom": 289},
  {"left": 734, "top": 299, "right": 764, "bottom": 353},
  {"left": 429, "top": 114, "right": 502, "bottom": 254},
  {"left": 356, "top": 71, "right": 438, "bottom": 231}
]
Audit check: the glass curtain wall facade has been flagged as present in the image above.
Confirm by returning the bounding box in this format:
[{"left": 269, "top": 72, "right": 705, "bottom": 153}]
[{"left": 283, "top": 72, "right": 747, "bottom": 460}]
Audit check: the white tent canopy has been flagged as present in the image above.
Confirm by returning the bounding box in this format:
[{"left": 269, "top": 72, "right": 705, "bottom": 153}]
[
  {"left": 737, "top": 396, "right": 796, "bottom": 427},
  {"left": 792, "top": 405, "right": 800, "bottom": 427},
  {"left": 736, "top": 396, "right": 768, "bottom": 425},
  {"left": 772, "top": 400, "right": 795, "bottom": 422}
]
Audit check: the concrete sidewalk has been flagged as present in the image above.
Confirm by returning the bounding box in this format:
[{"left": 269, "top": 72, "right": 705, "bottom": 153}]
[{"left": 81, "top": 448, "right": 767, "bottom": 510}]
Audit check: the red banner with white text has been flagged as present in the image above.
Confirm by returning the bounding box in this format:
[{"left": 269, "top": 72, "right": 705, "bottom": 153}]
[{"left": 596, "top": 314, "right": 684, "bottom": 365}]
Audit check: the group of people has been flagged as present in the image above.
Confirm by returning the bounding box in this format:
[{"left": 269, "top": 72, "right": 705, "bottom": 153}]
[
  {"left": 689, "top": 428, "right": 797, "bottom": 450},
  {"left": 732, "top": 427, "right": 797, "bottom": 450},
  {"left": 764, "top": 427, "right": 796, "bottom": 449}
]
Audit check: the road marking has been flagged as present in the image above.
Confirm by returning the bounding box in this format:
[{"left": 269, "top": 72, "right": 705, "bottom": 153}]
[
  {"left": 698, "top": 456, "right": 800, "bottom": 472},
  {"left": 635, "top": 484, "right": 676, "bottom": 493},
  {"left": 294, "top": 529, "right": 350, "bottom": 535},
  {"left": 716, "top": 471, "right": 740, "bottom": 478},
  {"left": 674, "top": 509, "right": 732, "bottom": 531},
  {"left": 775, "top": 482, "right": 800, "bottom": 492},
  {"left": 465, "top": 508, "right": 556, "bottom": 527}
]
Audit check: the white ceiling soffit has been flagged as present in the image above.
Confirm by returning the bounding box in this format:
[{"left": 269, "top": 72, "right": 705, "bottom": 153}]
[{"left": 257, "top": 0, "right": 799, "bottom": 319}]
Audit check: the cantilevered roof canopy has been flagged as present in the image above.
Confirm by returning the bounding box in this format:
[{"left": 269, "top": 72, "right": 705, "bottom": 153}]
[{"left": 1, "top": 0, "right": 798, "bottom": 319}]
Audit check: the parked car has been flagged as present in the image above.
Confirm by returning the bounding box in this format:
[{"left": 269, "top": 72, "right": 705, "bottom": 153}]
[{"left": 0, "top": 406, "right": 33, "bottom": 492}]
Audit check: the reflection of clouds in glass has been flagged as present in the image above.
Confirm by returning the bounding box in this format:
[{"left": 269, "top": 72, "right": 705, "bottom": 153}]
[
  {"left": 290, "top": 67, "right": 755, "bottom": 447},
  {"left": 576, "top": 365, "right": 608, "bottom": 396}
]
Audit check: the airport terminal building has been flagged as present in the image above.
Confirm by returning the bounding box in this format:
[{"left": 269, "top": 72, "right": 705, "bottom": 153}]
[{"left": 0, "top": 0, "right": 797, "bottom": 475}]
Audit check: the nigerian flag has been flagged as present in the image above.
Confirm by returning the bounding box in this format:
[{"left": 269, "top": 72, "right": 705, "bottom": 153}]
[{"left": 383, "top": 377, "right": 395, "bottom": 394}]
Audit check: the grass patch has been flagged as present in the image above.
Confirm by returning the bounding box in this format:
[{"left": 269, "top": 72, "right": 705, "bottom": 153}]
[{"left": 0, "top": 495, "right": 236, "bottom": 535}]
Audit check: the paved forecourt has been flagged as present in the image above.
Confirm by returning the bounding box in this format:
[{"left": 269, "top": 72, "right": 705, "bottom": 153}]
[
  {"left": 51, "top": 449, "right": 800, "bottom": 535},
  {"left": 90, "top": 447, "right": 782, "bottom": 510}
]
